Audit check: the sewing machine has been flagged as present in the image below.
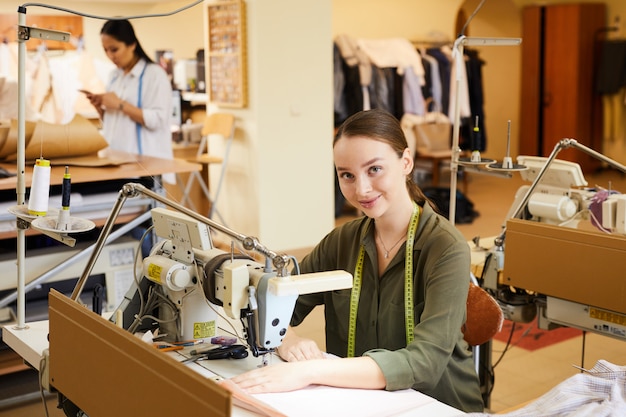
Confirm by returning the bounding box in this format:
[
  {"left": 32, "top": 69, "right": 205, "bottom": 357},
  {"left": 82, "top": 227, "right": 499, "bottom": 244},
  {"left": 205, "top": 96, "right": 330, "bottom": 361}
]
[
  {"left": 108, "top": 199, "right": 352, "bottom": 359},
  {"left": 26, "top": 184, "right": 353, "bottom": 416},
  {"left": 480, "top": 141, "right": 626, "bottom": 342}
]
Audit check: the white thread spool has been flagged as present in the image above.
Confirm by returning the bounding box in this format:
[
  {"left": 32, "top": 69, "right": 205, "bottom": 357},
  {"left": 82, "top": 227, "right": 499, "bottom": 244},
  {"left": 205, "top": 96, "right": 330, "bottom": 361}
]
[
  {"left": 28, "top": 158, "right": 51, "bottom": 216},
  {"left": 528, "top": 193, "right": 577, "bottom": 222}
]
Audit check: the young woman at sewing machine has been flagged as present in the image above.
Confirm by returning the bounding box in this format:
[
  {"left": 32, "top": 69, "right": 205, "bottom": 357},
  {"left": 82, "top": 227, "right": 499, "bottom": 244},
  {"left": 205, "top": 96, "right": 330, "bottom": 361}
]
[{"left": 231, "top": 109, "right": 484, "bottom": 413}]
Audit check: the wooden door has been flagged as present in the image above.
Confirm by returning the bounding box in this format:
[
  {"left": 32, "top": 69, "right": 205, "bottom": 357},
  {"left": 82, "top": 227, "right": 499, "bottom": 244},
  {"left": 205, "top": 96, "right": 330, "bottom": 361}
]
[
  {"left": 519, "top": 4, "right": 606, "bottom": 172},
  {"left": 542, "top": 3, "right": 605, "bottom": 171},
  {"left": 519, "top": 6, "right": 543, "bottom": 157}
]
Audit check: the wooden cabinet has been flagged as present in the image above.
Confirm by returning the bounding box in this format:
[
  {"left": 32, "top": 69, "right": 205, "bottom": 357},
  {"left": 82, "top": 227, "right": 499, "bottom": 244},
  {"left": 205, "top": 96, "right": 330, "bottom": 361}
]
[{"left": 519, "top": 3, "right": 606, "bottom": 172}]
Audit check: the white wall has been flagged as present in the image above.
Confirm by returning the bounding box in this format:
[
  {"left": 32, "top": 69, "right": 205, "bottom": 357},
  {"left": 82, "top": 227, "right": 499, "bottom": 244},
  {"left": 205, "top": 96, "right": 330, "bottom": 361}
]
[
  {"left": 332, "top": 0, "right": 463, "bottom": 39},
  {"left": 221, "top": 0, "right": 335, "bottom": 251}
]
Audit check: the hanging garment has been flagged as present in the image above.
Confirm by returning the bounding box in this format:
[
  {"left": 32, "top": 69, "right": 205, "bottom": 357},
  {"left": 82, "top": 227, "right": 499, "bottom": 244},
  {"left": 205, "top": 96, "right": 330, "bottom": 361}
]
[
  {"left": 595, "top": 40, "right": 626, "bottom": 95},
  {"left": 463, "top": 49, "right": 487, "bottom": 151},
  {"left": 402, "top": 65, "right": 426, "bottom": 116},
  {"left": 420, "top": 52, "right": 443, "bottom": 113},
  {"left": 426, "top": 48, "right": 452, "bottom": 115},
  {"left": 335, "top": 34, "right": 372, "bottom": 116},
  {"left": 356, "top": 37, "right": 425, "bottom": 85}
]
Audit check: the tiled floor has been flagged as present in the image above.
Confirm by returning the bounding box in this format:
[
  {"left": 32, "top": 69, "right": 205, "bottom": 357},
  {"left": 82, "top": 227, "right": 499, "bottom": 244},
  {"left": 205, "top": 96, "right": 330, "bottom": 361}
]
[{"left": 2, "top": 163, "right": 626, "bottom": 416}]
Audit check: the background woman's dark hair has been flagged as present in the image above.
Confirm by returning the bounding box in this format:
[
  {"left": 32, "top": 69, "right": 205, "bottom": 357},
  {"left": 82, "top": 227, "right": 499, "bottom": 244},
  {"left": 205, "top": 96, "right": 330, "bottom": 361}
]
[
  {"left": 334, "top": 108, "right": 436, "bottom": 209},
  {"left": 101, "top": 19, "right": 153, "bottom": 64}
]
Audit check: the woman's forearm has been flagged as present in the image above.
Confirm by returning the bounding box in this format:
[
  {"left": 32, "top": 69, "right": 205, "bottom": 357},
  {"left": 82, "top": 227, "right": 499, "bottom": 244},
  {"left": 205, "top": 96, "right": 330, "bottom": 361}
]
[
  {"left": 117, "top": 99, "right": 144, "bottom": 125},
  {"left": 231, "top": 355, "right": 386, "bottom": 394},
  {"left": 309, "top": 356, "right": 386, "bottom": 389}
]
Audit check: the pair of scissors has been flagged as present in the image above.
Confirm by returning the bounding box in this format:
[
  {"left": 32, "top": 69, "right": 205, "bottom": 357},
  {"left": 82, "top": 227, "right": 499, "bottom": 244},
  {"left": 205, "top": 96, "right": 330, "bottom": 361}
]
[{"left": 182, "top": 344, "right": 248, "bottom": 363}]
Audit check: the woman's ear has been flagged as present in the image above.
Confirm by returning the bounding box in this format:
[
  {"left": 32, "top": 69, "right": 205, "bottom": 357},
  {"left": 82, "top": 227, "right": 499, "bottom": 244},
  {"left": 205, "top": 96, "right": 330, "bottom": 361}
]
[{"left": 402, "top": 147, "right": 414, "bottom": 175}]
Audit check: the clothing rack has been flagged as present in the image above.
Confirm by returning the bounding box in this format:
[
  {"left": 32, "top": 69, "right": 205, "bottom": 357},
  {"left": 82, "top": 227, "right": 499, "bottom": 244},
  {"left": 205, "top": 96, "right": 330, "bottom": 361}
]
[
  {"left": 334, "top": 35, "right": 488, "bottom": 152},
  {"left": 411, "top": 39, "right": 452, "bottom": 48}
]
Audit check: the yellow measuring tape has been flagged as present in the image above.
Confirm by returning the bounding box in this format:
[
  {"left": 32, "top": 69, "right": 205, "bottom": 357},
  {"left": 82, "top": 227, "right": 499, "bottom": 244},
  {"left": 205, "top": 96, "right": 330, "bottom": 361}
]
[{"left": 347, "top": 202, "right": 421, "bottom": 357}]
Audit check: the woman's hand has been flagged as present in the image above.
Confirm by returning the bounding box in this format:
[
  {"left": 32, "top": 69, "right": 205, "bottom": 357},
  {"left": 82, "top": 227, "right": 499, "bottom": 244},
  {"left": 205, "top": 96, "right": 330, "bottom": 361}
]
[
  {"left": 231, "top": 360, "right": 319, "bottom": 394},
  {"left": 98, "top": 92, "right": 123, "bottom": 110},
  {"left": 83, "top": 91, "right": 102, "bottom": 109},
  {"left": 276, "top": 328, "right": 325, "bottom": 361}
]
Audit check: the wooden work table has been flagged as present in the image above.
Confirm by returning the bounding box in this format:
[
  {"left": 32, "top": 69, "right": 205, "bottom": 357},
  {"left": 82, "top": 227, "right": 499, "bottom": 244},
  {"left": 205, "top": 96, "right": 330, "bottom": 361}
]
[
  {"left": 0, "top": 151, "right": 201, "bottom": 240},
  {"left": 0, "top": 150, "right": 201, "bottom": 191}
]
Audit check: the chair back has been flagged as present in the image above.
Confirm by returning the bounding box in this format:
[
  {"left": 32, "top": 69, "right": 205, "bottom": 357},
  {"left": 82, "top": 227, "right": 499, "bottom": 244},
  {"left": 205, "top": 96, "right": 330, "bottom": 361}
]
[
  {"left": 194, "top": 112, "right": 236, "bottom": 223},
  {"left": 196, "top": 113, "right": 235, "bottom": 159},
  {"left": 462, "top": 282, "right": 504, "bottom": 346},
  {"left": 202, "top": 113, "right": 235, "bottom": 139}
]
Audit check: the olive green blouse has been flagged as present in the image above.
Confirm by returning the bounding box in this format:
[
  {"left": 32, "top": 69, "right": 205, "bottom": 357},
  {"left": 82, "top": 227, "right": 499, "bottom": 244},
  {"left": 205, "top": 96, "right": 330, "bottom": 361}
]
[{"left": 291, "top": 202, "right": 484, "bottom": 412}]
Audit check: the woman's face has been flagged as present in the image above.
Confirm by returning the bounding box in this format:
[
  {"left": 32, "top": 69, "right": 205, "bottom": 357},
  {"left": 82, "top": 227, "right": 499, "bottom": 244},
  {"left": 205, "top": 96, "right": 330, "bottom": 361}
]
[
  {"left": 334, "top": 135, "right": 413, "bottom": 218},
  {"left": 101, "top": 34, "right": 136, "bottom": 71}
]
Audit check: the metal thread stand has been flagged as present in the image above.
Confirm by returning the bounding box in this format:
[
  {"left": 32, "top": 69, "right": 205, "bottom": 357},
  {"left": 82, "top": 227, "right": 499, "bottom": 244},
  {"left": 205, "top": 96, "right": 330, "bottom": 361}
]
[{"left": 448, "top": 36, "right": 522, "bottom": 226}]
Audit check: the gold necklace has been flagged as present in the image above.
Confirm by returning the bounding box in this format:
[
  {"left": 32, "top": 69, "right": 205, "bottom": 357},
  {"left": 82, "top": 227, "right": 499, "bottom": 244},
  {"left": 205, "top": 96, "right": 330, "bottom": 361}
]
[{"left": 376, "top": 230, "right": 406, "bottom": 259}]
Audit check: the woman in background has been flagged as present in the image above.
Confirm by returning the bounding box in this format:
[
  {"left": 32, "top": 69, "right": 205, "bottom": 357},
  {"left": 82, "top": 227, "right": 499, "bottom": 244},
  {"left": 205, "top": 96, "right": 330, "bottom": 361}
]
[
  {"left": 232, "top": 109, "right": 484, "bottom": 413},
  {"left": 85, "top": 19, "right": 174, "bottom": 254},
  {"left": 85, "top": 19, "right": 173, "bottom": 168}
]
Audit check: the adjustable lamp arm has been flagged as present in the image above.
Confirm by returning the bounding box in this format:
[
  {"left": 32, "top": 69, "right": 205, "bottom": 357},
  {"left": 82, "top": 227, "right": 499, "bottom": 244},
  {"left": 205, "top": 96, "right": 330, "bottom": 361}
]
[{"left": 71, "top": 182, "right": 292, "bottom": 302}]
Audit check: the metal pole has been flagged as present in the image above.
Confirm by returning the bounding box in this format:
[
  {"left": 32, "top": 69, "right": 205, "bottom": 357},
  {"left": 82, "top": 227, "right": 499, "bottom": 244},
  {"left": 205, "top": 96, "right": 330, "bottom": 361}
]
[
  {"left": 447, "top": 37, "right": 521, "bottom": 226},
  {"left": 14, "top": 6, "right": 28, "bottom": 330},
  {"left": 448, "top": 36, "right": 465, "bottom": 226},
  {"left": 70, "top": 190, "right": 130, "bottom": 300}
]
